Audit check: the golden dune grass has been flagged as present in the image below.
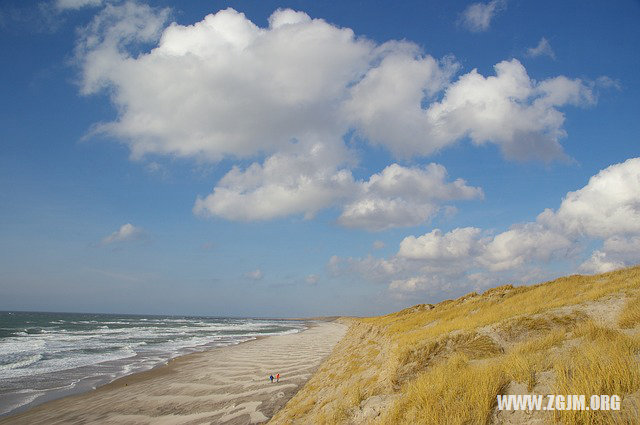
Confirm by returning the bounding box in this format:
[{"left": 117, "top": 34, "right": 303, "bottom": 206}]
[
  {"left": 381, "top": 354, "right": 508, "bottom": 424},
  {"left": 269, "top": 265, "right": 640, "bottom": 425},
  {"left": 553, "top": 322, "right": 640, "bottom": 424},
  {"left": 618, "top": 294, "right": 640, "bottom": 328}
]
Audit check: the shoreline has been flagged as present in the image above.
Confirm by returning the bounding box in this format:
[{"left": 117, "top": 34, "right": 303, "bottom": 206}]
[
  {"left": 0, "top": 317, "right": 312, "bottom": 419},
  {"left": 1, "top": 320, "right": 347, "bottom": 424}
]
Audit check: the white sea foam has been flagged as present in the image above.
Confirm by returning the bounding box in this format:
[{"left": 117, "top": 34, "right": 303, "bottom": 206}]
[
  {"left": 0, "top": 313, "right": 307, "bottom": 418},
  {"left": 0, "top": 354, "right": 43, "bottom": 371},
  {"left": 0, "top": 347, "right": 138, "bottom": 379},
  {"left": 0, "top": 391, "right": 43, "bottom": 416}
]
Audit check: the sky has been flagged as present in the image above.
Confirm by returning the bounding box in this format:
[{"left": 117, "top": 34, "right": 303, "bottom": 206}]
[{"left": 0, "top": 0, "right": 639, "bottom": 317}]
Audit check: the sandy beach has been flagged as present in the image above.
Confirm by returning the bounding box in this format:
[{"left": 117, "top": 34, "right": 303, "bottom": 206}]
[{"left": 1, "top": 321, "right": 347, "bottom": 425}]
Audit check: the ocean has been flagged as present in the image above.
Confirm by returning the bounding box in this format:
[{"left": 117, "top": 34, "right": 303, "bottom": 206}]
[{"left": 0, "top": 311, "right": 307, "bottom": 417}]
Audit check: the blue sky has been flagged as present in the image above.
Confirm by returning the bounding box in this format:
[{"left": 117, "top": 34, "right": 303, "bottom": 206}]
[{"left": 1, "top": 0, "right": 639, "bottom": 317}]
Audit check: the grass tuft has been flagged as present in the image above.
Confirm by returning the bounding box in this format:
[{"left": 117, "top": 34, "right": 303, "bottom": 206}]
[{"left": 619, "top": 294, "right": 640, "bottom": 328}]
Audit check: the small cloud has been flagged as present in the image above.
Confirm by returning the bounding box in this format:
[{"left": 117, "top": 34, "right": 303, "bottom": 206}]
[
  {"left": 306, "top": 274, "right": 319, "bottom": 285},
  {"left": 459, "top": 0, "right": 506, "bottom": 32},
  {"left": 244, "top": 269, "right": 264, "bottom": 280},
  {"left": 145, "top": 161, "right": 162, "bottom": 173},
  {"left": 101, "top": 223, "right": 143, "bottom": 245},
  {"left": 442, "top": 206, "right": 459, "bottom": 220},
  {"left": 526, "top": 37, "right": 555, "bottom": 59},
  {"left": 372, "top": 240, "right": 385, "bottom": 250},
  {"left": 596, "top": 76, "right": 622, "bottom": 91},
  {"left": 55, "top": 0, "right": 104, "bottom": 11},
  {"left": 578, "top": 251, "right": 625, "bottom": 275},
  {"left": 145, "top": 161, "right": 170, "bottom": 179}
]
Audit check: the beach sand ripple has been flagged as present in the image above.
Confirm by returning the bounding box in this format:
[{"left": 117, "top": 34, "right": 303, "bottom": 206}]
[{"left": 1, "top": 321, "right": 347, "bottom": 425}]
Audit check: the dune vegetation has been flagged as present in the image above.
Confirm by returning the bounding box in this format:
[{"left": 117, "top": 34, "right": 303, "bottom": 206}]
[{"left": 270, "top": 265, "right": 640, "bottom": 424}]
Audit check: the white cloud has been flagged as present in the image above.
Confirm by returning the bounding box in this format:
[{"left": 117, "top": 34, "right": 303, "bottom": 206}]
[
  {"left": 542, "top": 158, "right": 640, "bottom": 238},
  {"left": 76, "top": 5, "right": 599, "bottom": 164},
  {"left": 372, "top": 240, "right": 385, "bottom": 250},
  {"left": 578, "top": 235, "right": 640, "bottom": 275},
  {"left": 77, "top": 5, "right": 371, "bottom": 160},
  {"left": 389, "top": 276, "right": 436, "bottom": 294},
  {"left": 483, "top": 158, "right": 640, "bottom": 271},
  {"left": 76, "top": 4, "right": 605, "bottom": 228},
  {"left": 338, "top": 163, "right": 482, "bottom": 231},
  {"left": 348, "top": 58, "right": 595, "bottom": 161},
  {"left": 56, "top": 0, "right": 103, "bottom": 11},
  {"left": 339, "top": 198, "right": 439, "bottom": 231},
  {"left": 195, "top": 142, "right": 481, "bottom": 229},
  {"left": 459, "top": 0, "right": 505, "bottom": 32},
  {"left": 388, "top": 270, "right": 463, "bottom": 299},
  {"left": 526, "top": 37, "right": 555, "bottom": 59},
  {"left": 343, "top": 50, "right": 460, "bottom": 158},
  {"left": 244, "top": 269, "right": 263, "bottom": 280},
  {"left": 335, "top": 158, "right": 640, "bottom": 295},
  {"left": 76, "top": 2, "right": 170, "bottom": 97},
  {"left": 424, "top": 60, "right": 594, "bottom": 161},
  {"left": 360, "top": 163, "right": 482, "bottom": 201},
  {"left": 101, "top": 223, "right": 143, "bottom": 244},
  {"left": 306, "top": 274, "right": 319, "bottom": 285},
  {"left": 398, "top": 227, "right": 483, "bottom": 261},
  {"left": 602, "top": 236, "right": 640, "bottom": 263},
  {"left": 194, "top": 140, "right": 356, "bottom": 221},
  {"left": 596, "top": 76, "right": 622, "bottom": 91},
  {"left": 578, "top": 251, "right": 625, "bottom": 274},
  {"left": 478, "top": 223, "right": 573, "bottom": 271}
]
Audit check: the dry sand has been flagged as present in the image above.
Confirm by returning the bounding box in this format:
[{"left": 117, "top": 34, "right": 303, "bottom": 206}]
[{"left": 1, "top": 321, "right": 347, "bottom": 425}]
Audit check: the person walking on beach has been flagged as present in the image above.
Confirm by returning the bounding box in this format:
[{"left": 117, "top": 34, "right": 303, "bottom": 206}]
[
  {"left": 269, "top": 374, "right": 274, "bottom": 383},
  {"left": 276, "top": 373, "right": 280, "bottom": 383}
]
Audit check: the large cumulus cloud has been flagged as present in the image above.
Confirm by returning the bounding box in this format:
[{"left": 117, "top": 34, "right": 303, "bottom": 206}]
[{"left": 76, "top": 2, "right": 599, "bottom": 229}]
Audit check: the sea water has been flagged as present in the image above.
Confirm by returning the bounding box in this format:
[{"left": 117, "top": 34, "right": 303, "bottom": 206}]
[{"left": 0, "top": 311, "right": 306, "bottom": 417}]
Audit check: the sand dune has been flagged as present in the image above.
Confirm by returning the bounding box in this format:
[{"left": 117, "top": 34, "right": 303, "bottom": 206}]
[
  {"left": 1, "top": 321, "right": 347, "bottom": 425},
  {"left": 270, "top": 266, "right": 640, "bottom": 424}
]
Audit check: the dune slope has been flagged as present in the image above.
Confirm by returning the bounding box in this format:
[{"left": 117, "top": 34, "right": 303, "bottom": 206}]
[{"left": 270, "top": 266, "right": 640, "bottom": 425}]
